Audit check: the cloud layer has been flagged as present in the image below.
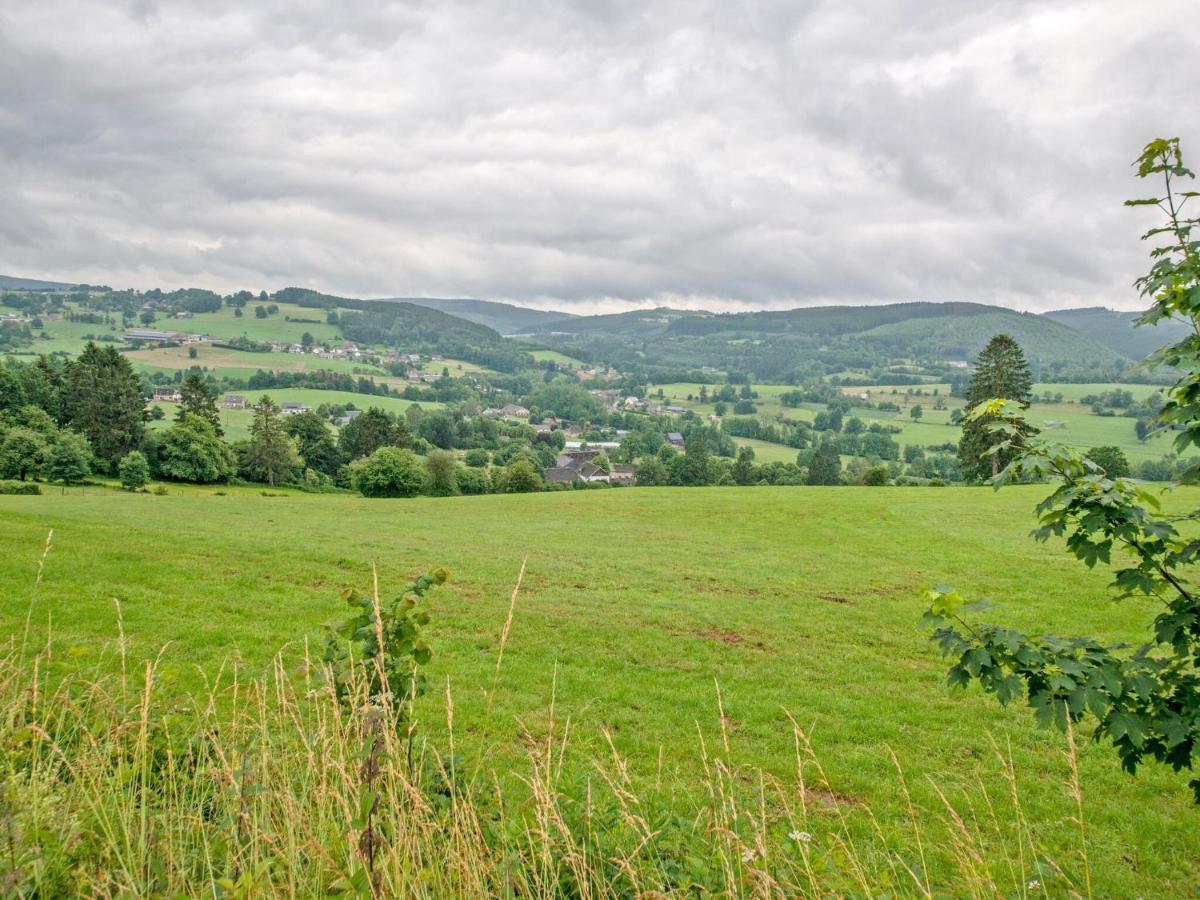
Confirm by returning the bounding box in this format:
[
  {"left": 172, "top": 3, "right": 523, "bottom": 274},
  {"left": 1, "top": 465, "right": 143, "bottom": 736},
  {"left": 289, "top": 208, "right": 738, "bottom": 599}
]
[{"left": 1, "top": 0, "right": 1196, "bottom": 312}]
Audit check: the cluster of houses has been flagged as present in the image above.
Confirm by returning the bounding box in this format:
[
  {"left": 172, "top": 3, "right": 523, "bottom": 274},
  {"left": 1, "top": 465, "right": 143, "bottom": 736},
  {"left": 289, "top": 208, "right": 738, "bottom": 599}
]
[
  {"left": 149, "top": 389, "right": 310, "bottom": 416},
  {"left": 542, "top": 449, "right": 636, "bottom": 486},
  {"left": 124, "top": 328, "right": 212, "bottom": 344}
]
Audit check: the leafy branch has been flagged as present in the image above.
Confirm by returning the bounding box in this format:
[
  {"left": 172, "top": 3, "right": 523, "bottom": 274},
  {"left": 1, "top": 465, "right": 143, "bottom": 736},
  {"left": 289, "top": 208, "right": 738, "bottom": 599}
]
[{"left": 926, "top": 139, "right": 1200, "bottom": 802}]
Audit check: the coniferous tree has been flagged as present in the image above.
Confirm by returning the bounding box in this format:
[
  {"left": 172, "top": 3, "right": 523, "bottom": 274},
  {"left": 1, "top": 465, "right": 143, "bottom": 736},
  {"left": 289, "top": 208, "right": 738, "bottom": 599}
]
[
  {"left": 63, "top": 343, "right": 146, "bottom": 472},
  {"left": 243, "top": 396, "right": 300, "bottom": 487},
  {"left": 805, "top": 439, "right": 842, "bottom": 485},
  {"left": 177, "top": 371, "right": 222, "bottom": 436},
  {"left": 957, "top": 334, "right": 1033, "bottom": 480}
]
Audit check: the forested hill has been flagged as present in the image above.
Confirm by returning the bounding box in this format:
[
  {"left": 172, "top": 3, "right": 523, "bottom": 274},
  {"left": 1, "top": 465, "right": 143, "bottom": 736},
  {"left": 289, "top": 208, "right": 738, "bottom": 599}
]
[
  {"left": 525, "top": 301, "right": 1140, "bottom": 382},
  {"left": 271, "top": 288, "right": 534, "bottom": 372},
  {"left": 1041, "top": 306, "right": 1192, "bottom": 362},
  {"left": 385, "top": 297, "right": 576, "bottom": 335},
  {"left": 0, "top": 274, "right": 85, "bottom": 291}
]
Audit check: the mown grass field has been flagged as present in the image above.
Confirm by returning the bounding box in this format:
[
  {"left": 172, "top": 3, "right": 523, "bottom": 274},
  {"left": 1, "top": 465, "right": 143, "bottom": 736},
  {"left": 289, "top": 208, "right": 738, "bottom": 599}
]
[
  {"left": 653, "top": 381, "right": 1176, "bottom": 465},
  {"left": 1, "top": 485, "right": 1198, "bottom": 893},
  {"left": 127, "top": 345, "right": 391, "bottom": 378},
  {"left": 148, "top": 389, "right": 443, "bottom": 439}
]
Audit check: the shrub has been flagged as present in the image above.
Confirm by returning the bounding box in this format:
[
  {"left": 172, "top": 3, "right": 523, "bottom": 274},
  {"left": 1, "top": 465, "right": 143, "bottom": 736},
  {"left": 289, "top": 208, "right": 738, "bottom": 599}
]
[
  {"left": 0, "top": 479, "right": 40, "bottom": 494},
  {"left": 464, "top": 448, "right": 490, "bottom": 468},
  {"left": 157, "top": 415, "right": 236, "bottom": 483},
  {"left": 497, "top": 458, "right": 542, "bottom": 493},
  {"left": 455, "top": 466, "right": 490, "bottom": 495},
  {"left": 1084, "top": 445, "right": 1131, "bottom": 478},
  {"left": 353, "top": 447, "right": 424, "bottom": 498},
  {"left": 424, "top": 450, "right": 460, "bottom": 497},
  {"left": 44, "top": 431, "right": 93, "bottom": 484},
  {"left": 118, "top": 451, "right": 151, "bottom": 491},
  {"left": 862, "top": 465, "right": 891, "bottom": 486}
]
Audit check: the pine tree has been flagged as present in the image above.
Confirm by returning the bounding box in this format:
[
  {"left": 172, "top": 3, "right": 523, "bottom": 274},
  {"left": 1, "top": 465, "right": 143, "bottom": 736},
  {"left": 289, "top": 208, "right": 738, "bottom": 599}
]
[
  {"left": 63, "top": 343, "right": 146, "bottom": 472},
  {"left": 244, "top": 396, "right": 300, "bottom": 487},
  {"left": 957, "top": 334, "right": 1033, "bottom": 480},
  {"left": 177, "top": 371, "right": 222, "bottom": 436}
]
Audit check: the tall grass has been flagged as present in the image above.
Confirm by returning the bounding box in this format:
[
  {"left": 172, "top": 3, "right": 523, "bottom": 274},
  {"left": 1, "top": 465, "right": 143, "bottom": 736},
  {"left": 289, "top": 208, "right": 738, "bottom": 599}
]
[{"left": 0, "top": 554, "right": 1091, "bottom": 897}]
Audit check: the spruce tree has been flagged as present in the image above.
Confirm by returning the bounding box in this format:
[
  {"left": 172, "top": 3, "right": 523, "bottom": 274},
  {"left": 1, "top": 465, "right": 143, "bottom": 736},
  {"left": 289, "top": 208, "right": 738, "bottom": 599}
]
[
  {"left": 957, "top": 334, "right": 1033, "bottom": 480},
  {"left": 244, "top": 395, "right": 300, "bottom": 486},
  {"left": 177, "top": 371, "right": 223, "bottom": 436},
  {"left": 63, "top": 343, "right": 146, "bottom": 472}
]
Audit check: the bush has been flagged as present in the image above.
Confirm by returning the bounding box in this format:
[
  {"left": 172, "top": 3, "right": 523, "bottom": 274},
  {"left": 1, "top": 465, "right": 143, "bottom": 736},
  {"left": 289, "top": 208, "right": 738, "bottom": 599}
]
[
  {"left": 862, "top": 465, "right": 891, "bottom": 486},
  {"left": 455, "top": 466, "right": 490, "bottom": 495},
  {"left": 119, "top": 451, "right": 151, "bottom": 491},
  {"left": 464, "top": 448, "right": 490, "bottom": 468},
  {"left": 1084, "top": 445, "right": 1131, "bottom": 478},
  {"left": 353, "top": 447, "right": 424, "bottom": 498},
  {"left": 497, "top": 458, "right": 542, "bottom": 493},
  {"left": 0, "top": 479, "right": 40, "bottom": 495},
  {"left": 44, "top": 431, "right": 93, "bottom": 484}
]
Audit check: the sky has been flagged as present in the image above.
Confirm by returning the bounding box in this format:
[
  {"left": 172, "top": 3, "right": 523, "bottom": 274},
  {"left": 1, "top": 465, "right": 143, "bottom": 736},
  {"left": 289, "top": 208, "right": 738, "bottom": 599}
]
[{"left": 1, "top": 0, "right": 1197, "bottom": 314}]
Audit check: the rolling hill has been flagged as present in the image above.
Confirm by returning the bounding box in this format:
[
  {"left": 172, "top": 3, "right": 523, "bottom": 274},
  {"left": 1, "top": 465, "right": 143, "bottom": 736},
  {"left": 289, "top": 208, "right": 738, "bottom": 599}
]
[
  {"left": 0, "top": 274, "right": 83, "bottom": 291},
  {"left": 527, "top": 301, "right": 1137, "bottom": 381},
  {"left": 388, "top": 297, "right": 576, "bottom": 334},
  {"left": 1042, "top": 306, "right": 1191, "bottom": 361}
]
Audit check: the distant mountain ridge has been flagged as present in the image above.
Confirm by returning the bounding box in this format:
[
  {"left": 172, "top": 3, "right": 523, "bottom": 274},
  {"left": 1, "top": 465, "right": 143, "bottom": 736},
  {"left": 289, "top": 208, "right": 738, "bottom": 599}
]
[
  {"left": 525, "top": 301, "right": 1141, "bottom": 380},
  {"left": 379, "top": 297, "right": 575, "bottom": 335},
  {"left": 0, "top": 274, "right": 82, "bottom": 291},
  {"left": 1041, "top": 306, "right": 1190, "bottom": 362}
]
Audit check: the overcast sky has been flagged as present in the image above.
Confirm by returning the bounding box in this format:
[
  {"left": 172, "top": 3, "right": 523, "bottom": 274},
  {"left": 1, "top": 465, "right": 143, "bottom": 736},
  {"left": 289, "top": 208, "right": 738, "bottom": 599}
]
[{"left": 1, "top": 1, "right": 1196, "bottom": 313}]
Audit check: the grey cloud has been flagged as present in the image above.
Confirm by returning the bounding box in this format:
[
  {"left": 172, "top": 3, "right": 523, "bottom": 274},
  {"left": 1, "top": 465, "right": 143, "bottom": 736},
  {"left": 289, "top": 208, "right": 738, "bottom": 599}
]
[{"left": 0, "top": 0, "right": 1196, "bottom": 313}]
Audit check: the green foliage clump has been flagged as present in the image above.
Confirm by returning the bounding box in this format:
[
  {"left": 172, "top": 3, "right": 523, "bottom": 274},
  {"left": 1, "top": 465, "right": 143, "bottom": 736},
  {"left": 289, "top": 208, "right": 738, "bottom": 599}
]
[
  {"left": 157, "top": 414, "right": 236, "bottom": 483},
  {"left": 322, "top": 567, "right": 448, "bottom": 721},
  {"left": 43, "top": 430, "right": 93, "bottom": 484},
  {"left": 353, "top": 447, "right": 425, "bottom": 498},
  {"left": 0, "top": 479, "right": 40, "bottom": 494},
  {"left": 927, "top": 138, "right": 1200, "bottom": 801},
  {"left": 1084, "top": 445, "right": 1131, "bottom": 478},
  {"left": 118, "top": 450, "right": 151, "bottom": 491}
]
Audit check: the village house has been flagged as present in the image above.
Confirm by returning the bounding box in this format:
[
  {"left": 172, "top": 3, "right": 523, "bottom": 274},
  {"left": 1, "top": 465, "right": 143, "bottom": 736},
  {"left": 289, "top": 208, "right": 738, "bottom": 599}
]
[
  {"left": 609, "top": 464, "right": 637, "bottom": 485},
  {"left": 152, "top": 386, "right": 181, "bottom": 402},
  {"left": 666, "top": 432, "right": 685, "bottom": 451},
  {"left": 222, "top": 395, "right": 246, "bottom": 409},
  {"left": 333, "top": 409, "right": 361, "bottom": 427},
  {"left": 500, "top": 403, "right": 530, "bottom": 419},
  {"left": 281, "top": 402, "right": 311, "bottom": 415}
]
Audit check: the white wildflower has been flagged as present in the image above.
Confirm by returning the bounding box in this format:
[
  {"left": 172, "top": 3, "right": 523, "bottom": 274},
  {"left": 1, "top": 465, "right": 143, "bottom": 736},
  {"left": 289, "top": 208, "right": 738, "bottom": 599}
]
[
  {"left": 1028, "top": 880, "right": 1040, "bottom": 892},
  {"left": 741, "top": 847, "right": 756, "bottom": 862},
  {"left": 789, "top": 830, "right": 812, "bottom": 843}
]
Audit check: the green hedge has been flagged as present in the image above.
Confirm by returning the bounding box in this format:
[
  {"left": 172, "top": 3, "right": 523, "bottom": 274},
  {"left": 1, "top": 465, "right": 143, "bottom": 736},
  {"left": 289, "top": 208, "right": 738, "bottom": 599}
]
[{"left": 0, "top": 480, "right": 41, "bottom": 495}]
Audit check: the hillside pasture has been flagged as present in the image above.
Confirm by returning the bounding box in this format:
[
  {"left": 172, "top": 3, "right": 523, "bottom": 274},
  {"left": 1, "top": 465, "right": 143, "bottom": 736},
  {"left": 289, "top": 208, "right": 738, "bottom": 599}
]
[{"left": 0, "top": 486, "right": 1197, "bottom": 894}]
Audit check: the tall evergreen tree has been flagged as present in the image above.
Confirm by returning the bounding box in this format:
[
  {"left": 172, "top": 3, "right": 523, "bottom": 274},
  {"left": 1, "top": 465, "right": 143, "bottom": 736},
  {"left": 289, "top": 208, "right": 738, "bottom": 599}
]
[
  {"left": 805, "top": 439, "right": 842, "bottom": 485},
  {"left": 957, "top": 334, "right": 1033, "bottom": 480},
  {"left": 177, "top": 371, "right": 222, "bottom": 436},
  {"left": 63, "top": 343, "right": 146, "bottom": 472},
  {"left": 243, "top": 395, "right": 300, "bottom": 487}
]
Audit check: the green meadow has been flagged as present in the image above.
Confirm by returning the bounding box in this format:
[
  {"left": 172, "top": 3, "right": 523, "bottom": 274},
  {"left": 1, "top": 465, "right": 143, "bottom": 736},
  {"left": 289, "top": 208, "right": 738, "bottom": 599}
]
[
  {"left": 652, "top": 381, "right": 1174, "bottom": 465},
  {"left": 2, "top": 485, "right": 1197, "bottom": 894},
  {"left": 148, "top": 389, "right": 443, "bottom": 440}
]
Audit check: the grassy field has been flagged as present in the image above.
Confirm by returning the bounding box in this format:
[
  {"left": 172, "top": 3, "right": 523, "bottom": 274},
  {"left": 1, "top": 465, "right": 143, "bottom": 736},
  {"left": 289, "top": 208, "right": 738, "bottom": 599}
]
[
  {"left": 149, "top": 389, "right": 443, "bottom": 439},
  {"left": 652, "top": 381, "right": 1176, "bottom": 466},
  {"left": 127, "top": 345, "right": 391, "bottom": 378},
  {"left": 1, "top": 485, "right": 1198, "bottom": 893},
  {"left": 178, "top": 303, "right": 345, "bottom": 344}
]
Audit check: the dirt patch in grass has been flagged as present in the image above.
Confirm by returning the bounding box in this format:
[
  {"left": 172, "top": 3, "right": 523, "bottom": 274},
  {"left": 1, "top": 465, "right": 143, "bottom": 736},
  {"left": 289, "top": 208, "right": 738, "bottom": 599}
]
[
  {"left": 807, "top": 787, "right": 862, "bottom": 811},
  {"left": 816, "top": 592, "right": 857, "bottom": 605},
  {"left": 692, "top": 628, "right": 766, "bottom": 650}
]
